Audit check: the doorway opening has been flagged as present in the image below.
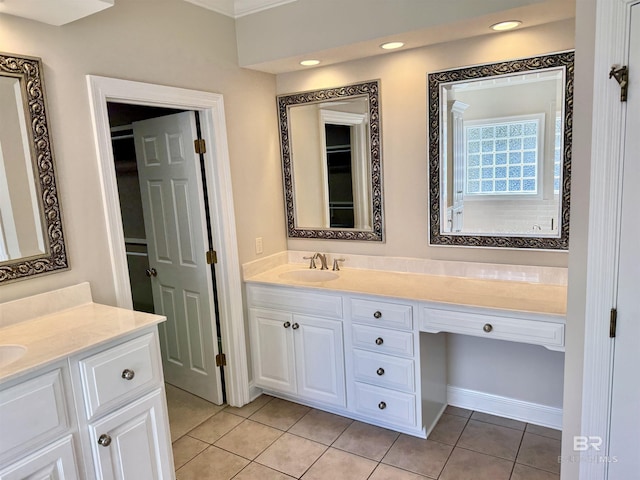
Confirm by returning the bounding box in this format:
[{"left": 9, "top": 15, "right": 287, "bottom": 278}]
[{"left": 87, "top": 75, "right": 249, "bottom": 408}]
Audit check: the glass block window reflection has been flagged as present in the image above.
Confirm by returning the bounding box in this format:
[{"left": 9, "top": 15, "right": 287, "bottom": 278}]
[
  {"left": 554, "top": 115, "right": 562, "bottom": 194},
  {"left": 465, "top": 119, "right": 539, "bottom": 195}
]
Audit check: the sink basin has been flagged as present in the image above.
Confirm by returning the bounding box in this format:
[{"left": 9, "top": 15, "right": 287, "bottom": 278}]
[
  {"left": 279, "top": 269, "right": 339, "bottom": 283},
  {"left": 0, "top": 345, "right": 27, "bottom": 368}
]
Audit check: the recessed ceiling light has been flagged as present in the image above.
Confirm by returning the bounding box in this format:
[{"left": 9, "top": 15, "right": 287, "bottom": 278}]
[
  {"left": 300, "top": 59, "right": 320, "bottom": 66},
  {"left": 491, "top": 20, "right": 522, "bottom": 31},
  {"left": 380, "top": 41, "right": 405, "bottom": 50}
]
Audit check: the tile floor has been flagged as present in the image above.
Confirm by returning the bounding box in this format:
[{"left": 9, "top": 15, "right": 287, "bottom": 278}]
[{"left": 166, "top": 385, "right": 561, "bottom": 480}]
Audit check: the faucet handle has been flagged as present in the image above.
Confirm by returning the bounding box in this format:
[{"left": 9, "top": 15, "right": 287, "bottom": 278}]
[
  {"left": 332, "top": 258, "right": 346, "bottom": 271},
  {"left": 303, "top": 255, "right": 317, "bottom": 269}
]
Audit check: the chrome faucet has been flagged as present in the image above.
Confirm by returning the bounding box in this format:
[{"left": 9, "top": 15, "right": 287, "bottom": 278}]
[{"left": 314, "top": 252, "right": 329, "bottom": 270}]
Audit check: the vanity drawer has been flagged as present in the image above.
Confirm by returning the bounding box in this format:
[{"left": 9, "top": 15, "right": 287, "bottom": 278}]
[
  {"left": 351, "top": 299, "right": 413, "bottom": 330},
  {"left": 79, "top": 332, "right": 162, "bottom": 419},
  {"left": 351, "top": 324, "right": 414, "bottom": 357},
  {"left": 353, "top": 382, "right": 416, "bottom": 428},
  {"left": 0, "top": 369, "right": 70, "bottom": 461},
  {"left": 422, "top": 307, "right": 565, "bottom": 350},
  {"left": 353, "top": 349, "right": 415, "bottom": 393},
  {"left": 248, "top": 285, "right": 343, "bottom": 319}
]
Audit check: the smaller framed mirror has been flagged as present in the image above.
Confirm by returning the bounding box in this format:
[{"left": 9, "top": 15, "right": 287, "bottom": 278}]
[
  {"left": 277, "top": 80, "right": 383, "bottom": 241},
  {"left": 428, "top": 51, "right": 574, "bottom": 249},
  {"left": 0, "top": 53, "right": 68, "bottom": 283}
]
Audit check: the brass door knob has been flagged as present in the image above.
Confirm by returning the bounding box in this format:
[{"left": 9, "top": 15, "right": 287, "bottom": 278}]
[
  {"left": 375, "top": 337, "right": 384, "bottom": 345},
  {"left": 121, "top": 369, "right": 135, "bottom": 380},
  {"left": 145, "top": 268, "right": 157, "bottom": 277}
]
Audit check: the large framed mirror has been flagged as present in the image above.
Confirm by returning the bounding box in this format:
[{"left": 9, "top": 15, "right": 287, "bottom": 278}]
[
  {"left": 428, "top": 51, "right": 574, "bottom": 249},
  {"left": 0, "top": 53, "right": 68, "bottom": 283},
  {"left": 277, "top": 80, "right": 383, "bottom": 241}
]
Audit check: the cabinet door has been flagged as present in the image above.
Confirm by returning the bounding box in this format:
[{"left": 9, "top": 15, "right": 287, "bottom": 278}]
[
  {"left": 88, "top": 389, "right": 174, "bottom": 480},
  {"left": 249, "top": 309, "right": 296, "bottom": 394},
  {"left": 293, "top": 315, "right": 346, "bottom": 407},
  {"left": 0, "top": 436, "right": 79, "bottom": 480}
]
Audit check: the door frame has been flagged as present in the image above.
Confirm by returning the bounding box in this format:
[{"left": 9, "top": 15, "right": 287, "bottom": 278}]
[
  {"left": 578, "top": 0, "right": 638, "bottom": 478},
  {"left": 86, "top": 75, "right": 249, "bottom": 407}
]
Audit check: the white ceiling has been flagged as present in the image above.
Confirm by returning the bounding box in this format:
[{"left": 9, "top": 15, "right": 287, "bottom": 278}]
[{"left": 183, "top": 0, "right": 297, "bottom": 18}]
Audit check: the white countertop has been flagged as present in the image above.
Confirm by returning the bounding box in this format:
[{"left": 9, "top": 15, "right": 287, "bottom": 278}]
[
  {"left": 0, "top": 302, "right": 165, "bottom": 384},
  {"left": 244, "top": 263, "right": 567, "bottom": 317}
]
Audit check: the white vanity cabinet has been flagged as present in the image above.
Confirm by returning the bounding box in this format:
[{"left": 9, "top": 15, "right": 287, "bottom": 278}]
[
  {"left": 0, "top": 364, "right": 80, "bottom": 480},
  {"left": 248, "top": 286, "right": 346, "bottom": 408},
  {"left": 71, "top": 329, "right": 174, "bottom": 480}
]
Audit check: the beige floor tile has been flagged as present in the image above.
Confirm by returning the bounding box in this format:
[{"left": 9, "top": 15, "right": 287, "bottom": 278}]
[
  {"left": 457, "top": 419, "right": 524, "bottom": 460},
  {"left": 224, "top": 395, "right": 274, "bottom": 418},
  {"left": 255, "top": 432, "right": 327, "bottom": 477},
  {"left": 511, "top": 463, "right": 561, "bottom": 480},
  {"left": 439, "top": 447, "right": 513, "bottom": 480},
  {"left": 525, "top": 424, "right": 562, "bottom": 441},
  {"left": 171, "top": 435, "right": 208, "bottom": 470},
  {"left": 165, "top": 384, "right": 225, "bottom": 441},
  {"left": 289, "top": 409, "right": 353, "bottom": 445},
  {"left": 215, "top": 419, "right": 282, "bottom": 459},
  {"left": 428, "top": 413, "right": 468, "bottom": 445},
  {"left": 233, "top": 462, "right": 296, "bottom": 479},
  {"left": 382, "top": 434, "right": 452, "bottom": 478},
  {"left": 516, "top": 432, "right": 562, "bottom": 474},
  {"left": 332, "top": 421, "right": 399, "bottom": 461},
  {"left": 302, "top": 448, "right": 377, "bottom": 480},
  {"left": 471, "top": 411, "right": 526, "bottom": 431},
  {"left": 250, "top": 398, "right": 311, "bottom": 430},
  {"left": 368, "top": 463, "right": 430, "bottom": 480},
  {"left": 444, "top": 405, "right": 473, "bottom": 418},
  {"left": 176, "top": 445, "right": 248, "bottom": 480},
  {"left": 187, "top": 411, "right": 244, "bottom": 444}
]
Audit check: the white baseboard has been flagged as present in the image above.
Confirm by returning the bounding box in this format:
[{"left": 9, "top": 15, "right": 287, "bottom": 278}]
[
  {"left": 447, "top": 385, "right": 563, "bottom": 430},
  {"left": 248, "top": 383, "right": 263, "bottom": 403}
]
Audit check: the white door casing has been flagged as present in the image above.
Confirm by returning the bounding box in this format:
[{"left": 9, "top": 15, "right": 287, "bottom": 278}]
[
  {"left": 133, "top": 112, "right": 222, "bottom": 403},
  {"left": 86, "top": 76, "right": 249, "bottom": 407},
  {"left": 579, "top": 1, "right": 640, "bottom": 479},
  {"left": 607, "top": 4, "right": 640, "bottom": 477}
]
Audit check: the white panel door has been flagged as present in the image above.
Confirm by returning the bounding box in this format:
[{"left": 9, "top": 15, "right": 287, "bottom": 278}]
[
  {"left": 249, "top": 308, "right": 296, "bottom": 394},
  {"left": 133, "top": 112, "right": 222, "bottom": 404},
  {"left": 293, "top": 315, "right": 345, "bottom": 407},
  {"left": 608, "top": 4, "right": 640, "bottom": 477}
]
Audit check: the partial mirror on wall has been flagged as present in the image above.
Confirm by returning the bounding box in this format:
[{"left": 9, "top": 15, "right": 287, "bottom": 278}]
[
  {"left": 0, "top": 53, "right": 68, "bottom": 283},
  {"left": 428, "top": 51, "right": 574, "bottom": 250},
  {"left": 277, "top": 80, "right": 384, "bottom": 241}
]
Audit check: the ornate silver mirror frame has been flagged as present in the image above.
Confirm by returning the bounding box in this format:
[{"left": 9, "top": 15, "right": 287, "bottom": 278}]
[
  {"left": 0, "top": 53, "right": 68, "bottom": 282},
  {"left": 277, "top": 80, "right": 383, "bottom": 241},
  {"left": 428, "top": 51, "right": 574, "bottom": 249}
]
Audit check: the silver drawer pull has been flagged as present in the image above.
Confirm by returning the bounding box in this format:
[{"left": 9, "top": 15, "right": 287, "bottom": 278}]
[
  {"left": 483, "top": 323, "right": 493, "bottom": 333},
  {"left": 378, "top": 401, "right": 387, "bottom": 410},
  {"left": 283, "top": 321, "right": 291, "bottom": 329},
  {"left": 373, "top": 311, "right": 382, "bottom": 319},
  {"left": 98, "top": 434, "right": 112, "bottom": 447},
  {"left": 376, "top": 368, "right": 385, "bottom": 376},
  {"left": 375, "top": 337, "right": 384, "bottom": 345},
  {"left": 121, "top": 369, "right": 135, "bottom": 380},
  {"left": 292, "top": 323, "right": 300, "bottom": 330}
]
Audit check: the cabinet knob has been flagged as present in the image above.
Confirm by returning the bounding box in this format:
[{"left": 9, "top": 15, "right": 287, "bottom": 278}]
[
  {"left": 377, "top": 368, "right": 385, "bottom": 376},
  {"left": 373, "top": 311, "right": 382, "bottom": 319},
  {"left": 375, "top": 337, "right": 384, "bottom": 346},
  {"left": 98, "top": 434, "right": 112, "bottom": 447},
  {"left": 292, "top": 323, "right": 300, "bottom": 330},
  {"left": 483, "top": 323, "right": 493, "bottom": 333},
  {"left": 121, "top": 369, "right": 135, "bottom": 380},
  {"left": 378, "top": 401, "right": 387, "bottom": 410},
  {"left": 283, "top": 321, "right": 291, "bottom": 329}
]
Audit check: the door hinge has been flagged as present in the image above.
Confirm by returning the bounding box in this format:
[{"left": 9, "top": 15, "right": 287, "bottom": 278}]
[
  {"left": 194, "top": 138, "right": 207, "bottom": 154},
  {"left": 609, "top": 65, "right": 628, "bottom": 102},
  {"left": 610, "top": 307, "right": 617, "bottom": 338},
  {"left": 215, "top": 353, "right": 227, "bottom": 367},
  {"left": 206, "top": 249, "right": 217, "bottom": 264}
]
